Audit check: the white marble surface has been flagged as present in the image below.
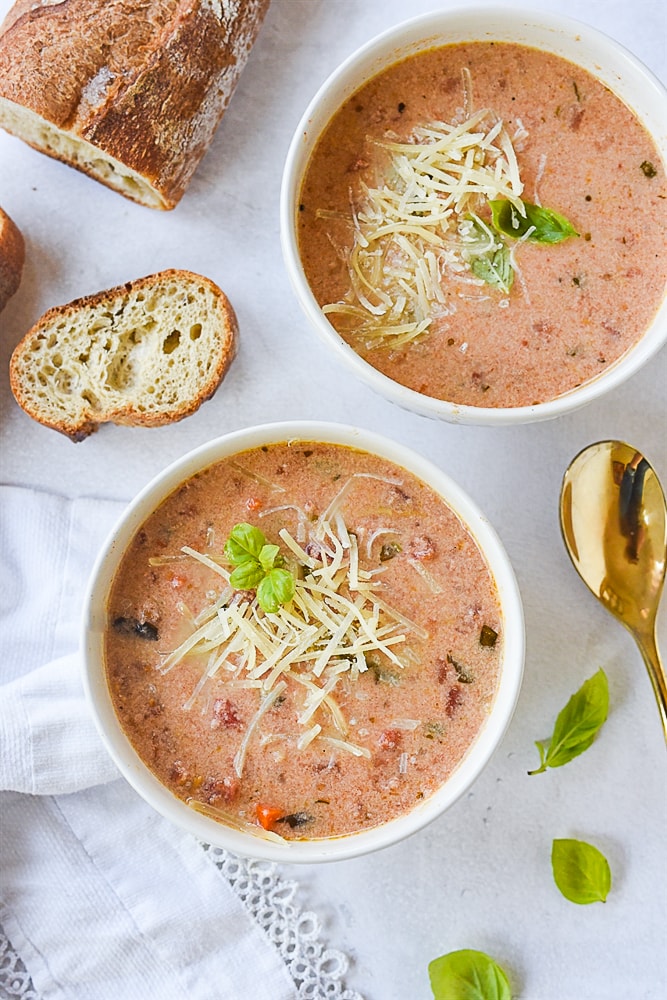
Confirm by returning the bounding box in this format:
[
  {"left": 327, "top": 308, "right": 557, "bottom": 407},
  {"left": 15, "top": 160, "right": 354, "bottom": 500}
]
[{"left": 1, "top": 1, "right": 666, "bottom": 998}]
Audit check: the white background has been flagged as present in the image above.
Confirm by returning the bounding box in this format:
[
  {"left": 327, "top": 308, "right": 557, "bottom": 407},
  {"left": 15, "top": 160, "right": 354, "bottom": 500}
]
[{"left": 1, "top": 1, "right": 666, "bottom": 998}]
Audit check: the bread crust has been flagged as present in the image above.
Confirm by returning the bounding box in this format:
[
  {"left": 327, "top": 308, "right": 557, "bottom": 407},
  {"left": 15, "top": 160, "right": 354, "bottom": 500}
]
[
  {"left": 0, "top": 0, "right": 271, "bottom": 208},
  {"left": 9, "top": 269, "right": 238, "bottom": 440},
  {"left": 0, "top": 206, "right": 25, "bottom": 312}
]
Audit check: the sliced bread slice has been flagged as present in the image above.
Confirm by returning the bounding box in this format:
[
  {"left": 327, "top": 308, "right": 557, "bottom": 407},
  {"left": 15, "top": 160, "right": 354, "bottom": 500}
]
[
  {"left": 0, "top": 205, "right": 25, "bottom": 312},
  {"left": 9, "top": 269, "right": 237, "bottom": 440}
]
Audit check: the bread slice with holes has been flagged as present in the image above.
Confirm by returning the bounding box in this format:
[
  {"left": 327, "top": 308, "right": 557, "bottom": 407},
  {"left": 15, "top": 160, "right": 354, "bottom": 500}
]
[
  {"left": 9, "top": 269, "right": 238, "bottom": 440},
  {"left": 0, "top": 205, "right": 24, "bottom": 312}
]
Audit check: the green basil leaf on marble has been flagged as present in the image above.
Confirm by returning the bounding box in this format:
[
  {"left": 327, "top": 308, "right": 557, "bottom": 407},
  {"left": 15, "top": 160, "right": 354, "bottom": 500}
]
[
  {"left": 551, "top": 838, "right": 612, "bottom": 904},
  {"left": 429, "top": 949, "right": 512, "bottom": 1000},
  {"left": 529, "top": 668, "right": 608, "bottom": 774}
]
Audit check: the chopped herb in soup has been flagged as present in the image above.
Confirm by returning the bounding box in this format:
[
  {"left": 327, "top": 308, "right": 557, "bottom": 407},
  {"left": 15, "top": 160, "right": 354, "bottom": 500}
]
[
  {"left": 297, "top": 42, "right": 667, "bottom": 407},
  {"left": 105, "top": 443, "right": 502, "bottom": 841}
]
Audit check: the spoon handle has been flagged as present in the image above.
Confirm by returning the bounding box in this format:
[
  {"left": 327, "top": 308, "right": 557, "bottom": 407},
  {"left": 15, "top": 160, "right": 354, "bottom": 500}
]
[{"left": 635, "top": 629, "right": 667, "bottom": 742}]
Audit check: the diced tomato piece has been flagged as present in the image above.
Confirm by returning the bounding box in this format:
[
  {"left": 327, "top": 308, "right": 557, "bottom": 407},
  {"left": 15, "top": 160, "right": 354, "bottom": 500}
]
[
  {"left": 204, "top": 775, "right": 239, "bottom": 805},
  {"left": 446, "top": 686, "right": 464, "bottom": 717},
  {"left": 246, "top": 497, "right": 263, "bottom": 512},
  {"left": 409, "top": 535, "right": 436, "bottom": 560},
  {"left": 436, "top": 657, "right": 448, "bottom": 684},
  {"left": 378, "top": 728, "right": 402, "bottom": 751},
  {"left": 256, "top": 804, "right": 284, "bottom": 830},
  {"left": 212, "top": 699, "right": 243, "bottom": 728}
]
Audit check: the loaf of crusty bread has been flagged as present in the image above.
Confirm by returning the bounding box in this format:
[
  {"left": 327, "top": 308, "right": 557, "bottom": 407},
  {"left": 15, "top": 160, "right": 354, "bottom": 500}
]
[
  {"left": 0, "top": 206, "right": 24, "bottom": 312},
  {"left": 0, "top": 0, "right": 271, "bottom": 209},
  {"left": 9, "top": 269, "right": 238, "bottom": 439}
]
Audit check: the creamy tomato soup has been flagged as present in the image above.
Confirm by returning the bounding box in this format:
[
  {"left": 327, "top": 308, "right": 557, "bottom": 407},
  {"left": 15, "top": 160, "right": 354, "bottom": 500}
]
[
  {"left": 297, "top": 42, "right": 667, "bottom": 407},
  {"left": 105, "top": 443, "right": 502, "bottom": 841}
]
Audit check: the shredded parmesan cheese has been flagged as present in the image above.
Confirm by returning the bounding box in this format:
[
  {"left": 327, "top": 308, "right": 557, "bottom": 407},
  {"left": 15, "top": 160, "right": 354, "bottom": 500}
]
[
  {"left": 181, "top": 546, "right": 231, "bottom": 582},
  {"left": 159, "top": 488, "right": 432, "bottom": 770},
  {"left": 148, "top": 554, "right": 187, "bottom": 566},
  {"left": 296, "top": 723, "right": 322, "bottom": 750},
  {"left": 407, "top": 557, "right": 445, "bottom": 594},
  {"left": 322, "top": 736, "right": 372, "bottom": 759},
  {"left": 234, "top": 681, "right": 287, "bottom": 777},
  {"left": 391, "top": 718, "right": 420, "bottom": 730},
  {"left": 230, "top": 461, "right": 286, "bottom": 494},
  {"left": 322, "top": 97, "right": 529, "bottom": 346}
]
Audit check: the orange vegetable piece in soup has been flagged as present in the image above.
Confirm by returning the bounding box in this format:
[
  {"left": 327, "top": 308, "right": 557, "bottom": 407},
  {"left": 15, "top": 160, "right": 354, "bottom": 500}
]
[
  {"left": 256, "top": 804, "right": 284, "bottom": 831},
  {"left": 104, "top": 442, "right": 503, "bottom": 841},
  {"left": 297, "top": 42, "right": 667, "bottom": 408}
]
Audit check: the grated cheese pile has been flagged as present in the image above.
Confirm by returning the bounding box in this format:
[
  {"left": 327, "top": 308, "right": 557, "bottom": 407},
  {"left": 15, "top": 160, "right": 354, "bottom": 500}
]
[
  {"left": 158, "top": 474, "right": 429, "bottom": 777},
  {"left": 322, "top": 106, "right": 528, "bottom": 347}
]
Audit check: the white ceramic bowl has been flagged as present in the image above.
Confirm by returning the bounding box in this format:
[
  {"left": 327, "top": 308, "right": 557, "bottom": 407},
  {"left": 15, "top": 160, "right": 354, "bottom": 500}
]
[
  {"left": 280, "top": 7, "right": 667, "bottom": 425},
  {"left": 82, "top": 421, "right": 524, "bottom": 862}
]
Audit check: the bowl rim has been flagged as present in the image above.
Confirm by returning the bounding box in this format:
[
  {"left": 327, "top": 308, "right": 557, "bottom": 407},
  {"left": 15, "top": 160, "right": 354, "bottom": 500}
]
[
  {"left": 280, "top": 5, "right": 667, "bottom": 426},
  {"left": 81, "top": 420, "right": 525, "bottom": 863}
]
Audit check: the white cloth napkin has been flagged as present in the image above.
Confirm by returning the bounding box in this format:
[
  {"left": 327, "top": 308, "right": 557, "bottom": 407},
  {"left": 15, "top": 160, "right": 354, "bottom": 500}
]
[{"left": 0, "top": 485, "right": 298, "bottom": 1000}]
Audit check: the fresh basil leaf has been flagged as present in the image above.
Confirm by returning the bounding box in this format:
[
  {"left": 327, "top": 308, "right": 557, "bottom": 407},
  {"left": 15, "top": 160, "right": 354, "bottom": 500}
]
[
  {"left": 533, "top": 739, "right": 550, "bottom": 771},
  {"left": 429, "top": 949, "right": 512, "bottom": 1000},
  {"left": 225, "top": 523, "right": 295, "bottom": 611},
  {"left": 259, "top": 543, "right": 280, "bottom": 572},
  {"left": 490, "top": 199, "right": 578, "bottom": 244},
  {"left": 229, "top": 560, "right": 265, "bottom": 590},
  {"left": 470, "top": 246, "right": 514, "bottom": 293},
  {"left": 551, "top": 839, "right": 611, "bottom": 904},
  {"left": 529, "top": 668, "right": 608, "bottom": 774},
  {"left": 224, "top": 522, "right": 266, "bottom": 565},
  {"left": 461, "top": 214, "right": 497, "bottom": 252},
  {"left": 257, "top": 567, "right": 295, "bottom": 614}
]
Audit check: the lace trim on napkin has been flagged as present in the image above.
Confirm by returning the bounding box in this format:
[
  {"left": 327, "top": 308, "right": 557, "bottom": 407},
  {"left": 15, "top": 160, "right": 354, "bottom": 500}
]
[
  {"left": 204, "top": 847, "right": 363, "bottom": 1000},
  {"left": 0, "top": 847, "right": 364, "bottom": 1000},
  {"left": 0, "top": 925, "right": 39, "bottom": 1000}
]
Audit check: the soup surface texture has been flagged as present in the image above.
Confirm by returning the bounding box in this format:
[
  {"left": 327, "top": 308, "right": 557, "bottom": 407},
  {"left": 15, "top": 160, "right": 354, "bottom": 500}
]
[
  {"left": 105, "top": 443, "right": 502, "bottom": 841},
  {"left": 298, "top": 42, "right": 667, "bottom": 407}
]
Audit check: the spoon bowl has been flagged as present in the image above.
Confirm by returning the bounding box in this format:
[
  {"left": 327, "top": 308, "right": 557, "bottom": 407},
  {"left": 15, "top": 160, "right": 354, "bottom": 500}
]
[{"left": 559, "top": 440, "right": 667, "bottom": 739}]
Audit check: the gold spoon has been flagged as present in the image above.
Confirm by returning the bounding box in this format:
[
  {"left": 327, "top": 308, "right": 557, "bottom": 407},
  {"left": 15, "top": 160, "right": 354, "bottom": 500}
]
[{"left": 559, "top": 440, "right": 667, "bottom": 740}]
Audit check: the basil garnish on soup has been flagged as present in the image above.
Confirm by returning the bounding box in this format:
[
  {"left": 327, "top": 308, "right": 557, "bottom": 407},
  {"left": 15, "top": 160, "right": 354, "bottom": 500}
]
[
  {"left": 489, "top": 199, "right": 578, "bottom": 244},
  {"left": 470, "top": 245, "right": 514, "bottom": 294},
  {"left": 224, "top": 522, "right": 296, "bottom": 614}
]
